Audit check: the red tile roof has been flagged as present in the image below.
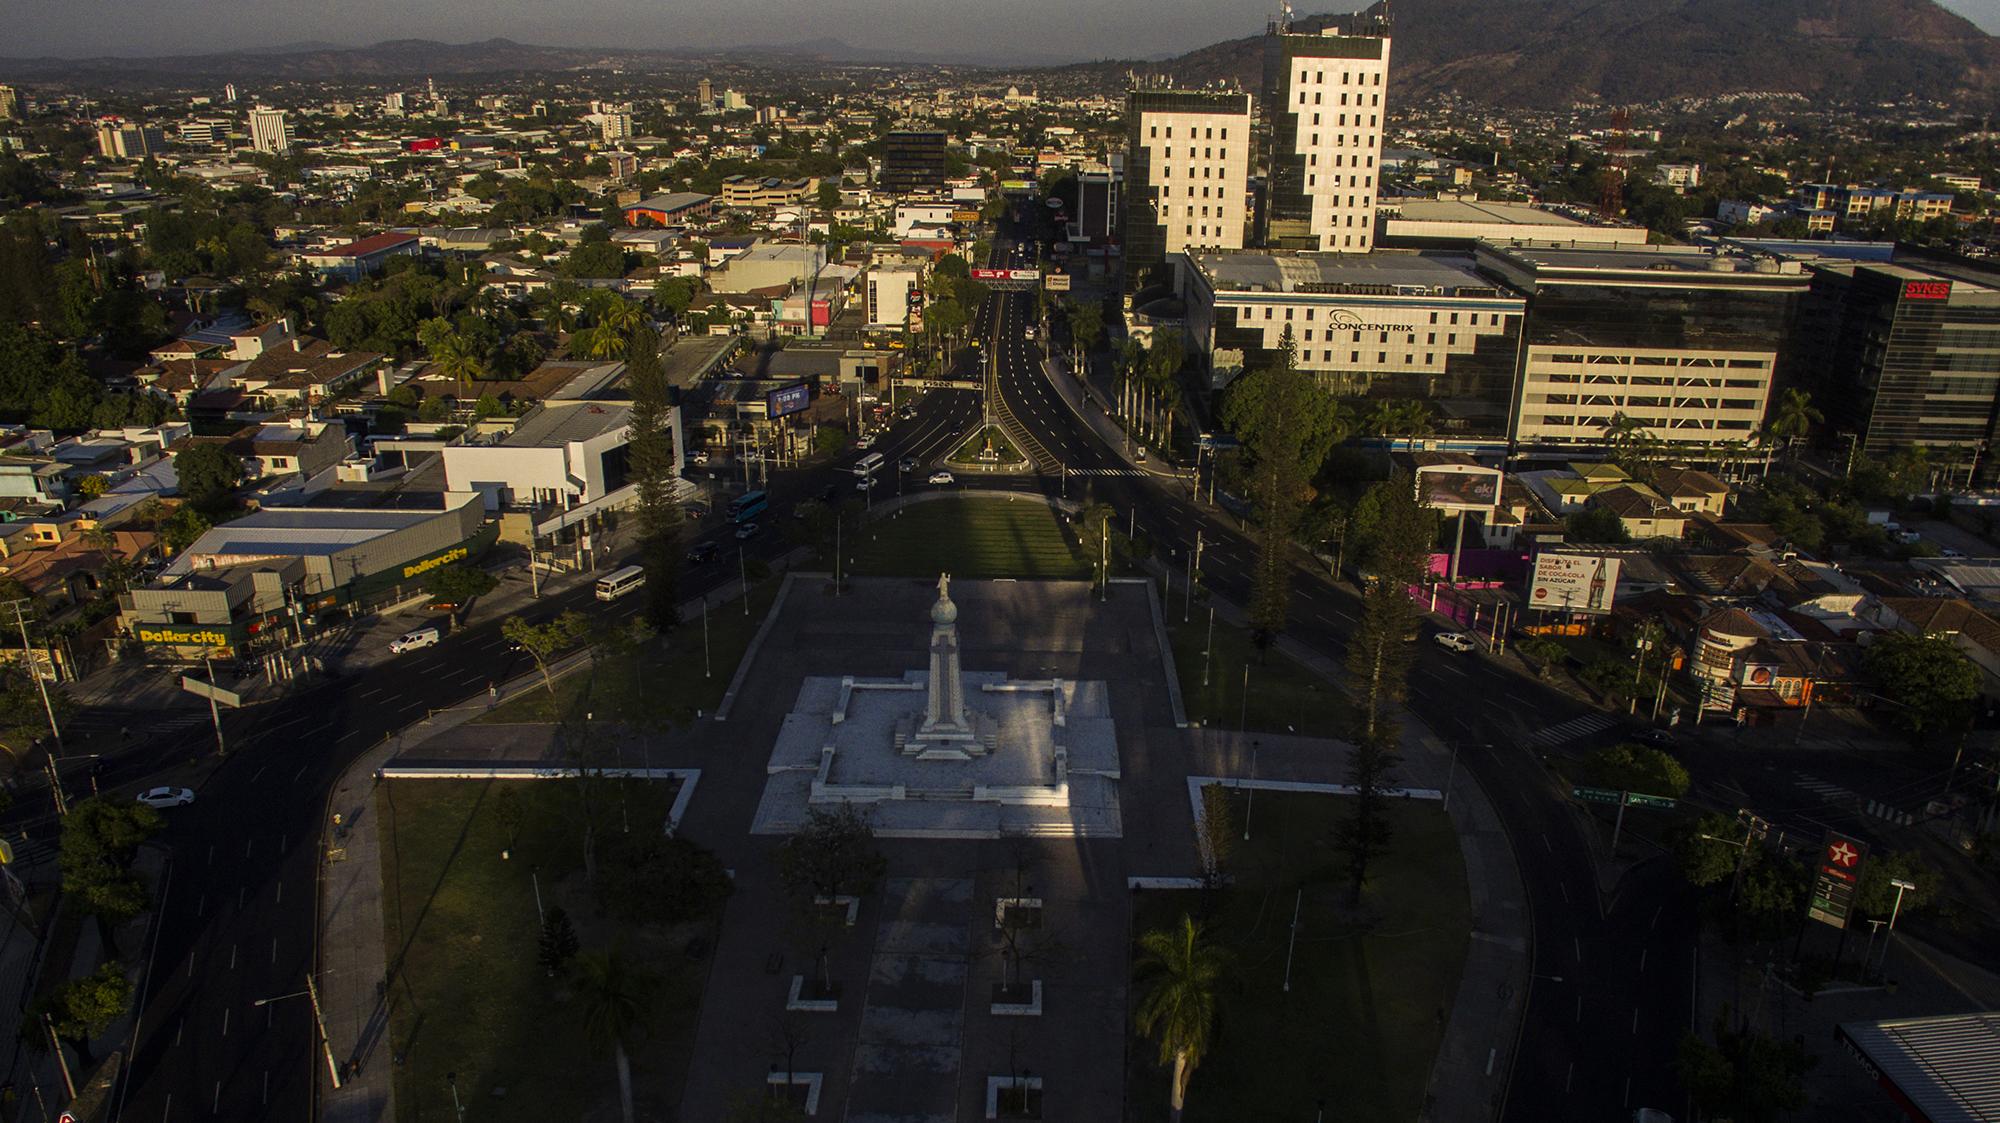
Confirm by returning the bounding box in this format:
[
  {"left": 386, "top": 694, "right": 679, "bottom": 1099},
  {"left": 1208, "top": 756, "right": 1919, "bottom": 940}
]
[{"left": 320, "top": 231, "right": 418, "bottom": 259}]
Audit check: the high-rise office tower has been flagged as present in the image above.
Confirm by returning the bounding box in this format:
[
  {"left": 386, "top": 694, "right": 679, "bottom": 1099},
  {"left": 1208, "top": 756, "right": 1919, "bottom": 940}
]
[
  {"left": 1258, "top": 13, "right": 1392, "bottom": 252},
  {"left": 96, "top": 119, "right": 164, "bottom": 159},
  {"left": 697, "top": 78, "right": 714, "bottom": 107},
  {"left": 223, "top": 82, "right": 237, "bottom": 103},
  {"left": 1119, "top": 89, "right": 1253, "bottom": 287},
  {"left": 383, "top": 91, "right": 407, "bottom": 115},
  {"left": 880, "top": 131, "right": 949, "bottom": 195},
  {"left": 0, "top": 85, "right": 24, "bottom": 121},
  {"left": 248, "top": 106, "right": 290, "bottom": 154}
]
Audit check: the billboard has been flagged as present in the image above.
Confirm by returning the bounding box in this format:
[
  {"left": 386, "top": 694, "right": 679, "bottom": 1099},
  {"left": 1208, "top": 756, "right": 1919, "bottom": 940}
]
[
  {"left": 766, "top": 383, "right": 810, "bottom": 418},
  {"left": 1902, "top": 279, "right": 1951, "bottom": 301},
  {"left": 1527, "top": 553, "right": 1620, "bottom": 614},
  {"left": 1808, "top": 831, "right": 1869, "bottom": 929},
  {"left": 970, "top": 268, "right": 1040, "bottom": 282},
  {"left": 1043, "top": 273, "right": 1071, "bottom": 292},
  {"left": 1415, "top": 462, "right": 1503, "bottom": 513}
]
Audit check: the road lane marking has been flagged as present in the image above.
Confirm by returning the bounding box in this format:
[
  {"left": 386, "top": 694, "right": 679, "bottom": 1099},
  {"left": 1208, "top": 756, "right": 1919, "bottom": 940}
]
[
  {"left": 293, "top": 764, "right": 308, "bottom": 783},
  {"left": 272, "top": 937, "right": 278, "bottom": 964},
  {"left": 1639, "top": 948, "right": 1648, "bottom": 973},
  {"left": 1576, "top": 995, "right": 1582, "bottom": 1022},
  {"left": 221, "top": 1007, "right": 229, "bottom": 1036},
  {"left": 275, "top": 880, "right": 282, "bottom": 904},
  {"left": 1631, "top": 1008, "right": 1639, "bottom": 1034},
  {"left": 1558, "top": 882, "right": 1570, "bottom": 904},
  {"left": 229, "top": 944, "right": 237, "bottom": 969},
  {"left": 1564, "top": 1062, "right": 1574, "bottom": 1093},
  {"left": 214, "top": 1081, "right": 221, "bottom": 1113},
  {"left": 1574, "top": 937, "right": 1582, "bottom": 963}
]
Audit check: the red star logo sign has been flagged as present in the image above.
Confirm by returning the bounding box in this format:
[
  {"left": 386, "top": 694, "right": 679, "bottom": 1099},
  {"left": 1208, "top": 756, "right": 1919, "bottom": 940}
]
[{"left": 1828, "top": 841, "right": 1859, "bottom": 868}]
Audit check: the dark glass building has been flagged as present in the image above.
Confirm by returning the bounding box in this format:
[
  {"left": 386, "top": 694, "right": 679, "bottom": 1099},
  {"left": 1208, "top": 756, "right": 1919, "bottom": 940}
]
[
  {"left": 1794, "top": 263, "right": 2000, "bottom": 484},
  {"left": 879, "top": 131, "right": 948, "bottom": 196}
]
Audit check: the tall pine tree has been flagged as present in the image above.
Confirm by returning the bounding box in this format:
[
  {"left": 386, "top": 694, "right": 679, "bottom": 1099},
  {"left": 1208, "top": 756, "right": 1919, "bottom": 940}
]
[{"left": 624, "top": 325, "right": 680, "bottom": 628}]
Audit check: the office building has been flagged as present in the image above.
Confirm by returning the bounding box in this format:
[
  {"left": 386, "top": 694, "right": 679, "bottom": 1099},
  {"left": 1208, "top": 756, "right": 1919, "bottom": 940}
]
[
  {"left": 880, "top": 131, "right": 949, "bottom": 195},
  {"left": 179, "top": 119, "right": 227, "bottom": 146},
  {"left": 1376, "top": 198, "right": 1647, "bottom": 250},
  {"left": 222, "top": 83, "right": 237, "bottom": 103},
  {"left": 866, "top": 267, "right": 923, "bottom": 329},
  {"left": 1476, "top": 242, "right": 1809, "bottom": 455},
  {"left": 696, "top": 78, "right": 714, "bottom": 108},
  {"left": 1793, "top": 263, "right": 2000, "bottom": 484},
  {"left": 1795, "top": 183, "right": 1955, "bottom": 228},
  {"left": 601, "top": 109, "right": 633, "bottom": 143},
  {"left": 1258, "top": 14, "right": 1392, "bottom": 252},
  {"left": 1179, "top": 249, "right": 1526, "bottom": 439},
  {"left": 383, "top": 91, "right": 406, "bottom": 115},
  {"left": 1121, "top": 89, "right": 1253, "bottom": 287},
  {"left": 96, "top": 120, "right": 164, "bottom": 160},
  {"left": 0, "top": 85, "right": 22, "bottom": 121},
  {"left": 1075, "top": 156, "right": 1124, "bottom": 246},
  {"left": 248, "top": 106, "right": 289, "bottom": 154}
]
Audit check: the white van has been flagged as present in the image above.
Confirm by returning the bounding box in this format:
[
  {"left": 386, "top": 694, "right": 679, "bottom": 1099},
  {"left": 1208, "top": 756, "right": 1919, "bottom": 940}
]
[
  {"left": 595, "top": 565, "right": 647, "bottom": 601},
  {"left": 852, "top": 451, "right": 886, "bottom": 478}
]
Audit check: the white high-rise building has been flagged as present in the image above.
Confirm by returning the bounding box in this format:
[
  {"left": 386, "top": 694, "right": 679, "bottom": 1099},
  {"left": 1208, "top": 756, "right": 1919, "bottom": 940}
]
[
  {"left": 248, "top": 106, "right": 290, "bottom": 154},
  {"left": 601, "top": 111, "right": 633, "bottom": 143},
  {"left": 383, "top": 92, "right": 406, "bottom": 116},
  {"left": 223, "top": 82, "right": 238, "bottom": 103},
  {"left": 1259, "top": 15, "right": 1392, "bottom": 252},
  {"left": 1119, "top": 88, "right": 1253, "bottom": 286},
  {"left": 0, "top": 85, "right": 21, "bottom": 121}
]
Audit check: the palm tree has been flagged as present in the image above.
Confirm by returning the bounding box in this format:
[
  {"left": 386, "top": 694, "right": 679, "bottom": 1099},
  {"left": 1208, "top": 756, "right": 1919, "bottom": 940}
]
[
  {"left": 575, "top": 322, "right": 629, "bottom": 360},
  {"left": 433, "top": 336, "right": 488, "bottom": 400},
  {"left": 595, "top": 295, "right": 646, "bottom": 337},
  {"left": 1766, "top": 388, "right": 1823, "bottom": 463},
  {"left": 539, "top": 281, "right": 584, "bottom": 337},
  {"left": 577, "top": 947, "right": 652, "bottom": 1123},
  {"left": 1134, "top": 914, "right": 1230, "bottom": 1122}
]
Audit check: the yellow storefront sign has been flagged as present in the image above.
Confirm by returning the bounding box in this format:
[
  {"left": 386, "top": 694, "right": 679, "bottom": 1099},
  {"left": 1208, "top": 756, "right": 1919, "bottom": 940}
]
[
  {"left": 402, "top": 546, "right": 469, "bottom": 580},
  {"left": 136, "top": 626, "right": 232, "bottom": 647}
]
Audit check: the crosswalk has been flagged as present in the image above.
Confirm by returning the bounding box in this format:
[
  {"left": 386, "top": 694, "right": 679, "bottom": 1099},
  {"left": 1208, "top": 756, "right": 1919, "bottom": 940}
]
[
  {"left": 1525, "top": 713, "right": 1618, "bottom": 748},
  {"left": 1065, "top": 467, "right": 1149, "bottom": 477},
  {"left": 65, "top": 708, "right": 210, "bottom": 741},
  {"left": 1793, "top": 774, "right": 1857, "bottom": 805}
]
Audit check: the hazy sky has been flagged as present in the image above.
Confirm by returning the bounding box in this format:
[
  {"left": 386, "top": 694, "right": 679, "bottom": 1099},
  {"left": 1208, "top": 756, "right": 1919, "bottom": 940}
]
[{"left": 8, "top": 0, "right": 1999, "bottom": 58}]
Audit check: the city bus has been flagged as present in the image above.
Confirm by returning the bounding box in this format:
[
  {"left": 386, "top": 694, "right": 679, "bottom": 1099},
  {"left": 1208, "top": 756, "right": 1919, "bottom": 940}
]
[
  {"left": 595, "top": 565, "right": 647, "bottom": 601},
  {"left": 852, "top": 451, "right": 885, "bottom": 478},
  {"left": 728, "top": 490, "right": 769, "bottom": 524}
]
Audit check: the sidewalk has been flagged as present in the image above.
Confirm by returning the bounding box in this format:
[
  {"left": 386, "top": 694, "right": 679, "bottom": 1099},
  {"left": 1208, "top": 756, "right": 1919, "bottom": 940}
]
[{"left": 314, "top": 573, "right": 764, "bottom": 1123}]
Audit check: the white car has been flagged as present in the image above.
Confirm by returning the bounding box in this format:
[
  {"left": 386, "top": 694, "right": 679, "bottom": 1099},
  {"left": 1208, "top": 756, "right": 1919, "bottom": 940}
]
[
  {"left": 928, "top": 471, "right": 956, "bottom": 485},
  {"left": 136, "top": 786, "right": 195, "bottom": 809},
  {"left": 389, "top": 627, "right": 442, "bottom": 654},
  {"left": 1432, "top": 632, "right": 1477, "bottom": 653},
  {"left": 856, "top": 476, "right": 879, "bottom": 491}
]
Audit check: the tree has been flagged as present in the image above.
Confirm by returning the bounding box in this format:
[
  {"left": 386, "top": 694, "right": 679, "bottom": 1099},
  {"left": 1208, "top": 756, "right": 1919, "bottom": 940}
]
[
  {"left": 576, "top": 946, "right": 653, "bottom": 1123},
  {"left": 423, "top": 563, "right": 497, "bottom": 607},
  {"left": 159, "top": 503, "right": 212, "bottom": 554},
  {"left": 59, "top": 796, "right": 161, "bottom": 954},
  {"left": 624, "top": 325, "right": 680, "bottom": 628},
  {"left": 1765, "top": 388, "right": 1823, "bottom": 463},
  {"left": 1677, "top": 1015, "right": 1817, "bottom": 1123},
  {"left": 775, "top": 804, "right": 886, "bottom": 904},
  {"left": 592, "top": 832, "right": 733, "bottom": 924},
  {"left": 652, "top": 276, "right": 698, "bottom": 321},
  {"left": 573, "top": 322, "right": 628, "bottom": 360},
  {"left": 502, "top": 611, "right": 591, "bottom": 697},
  {"left": 1863, "top": 631, "right": 1979, "bottom": 736},
  {"left": 172, "top": 442, "right": 243, "bottom": 514},
  {"left": 24, "top": 962, "right": 131, "bottom": 1068},
  {"left": 1219, "top": 336, "right": 1341, "bottom": 648},
  {"left": 1196, "top": 783, "right": 1236, "bottom": 904},
  {"left": 1598, "top": 411, "right": 1662, "bottom": 474},
  {"left": 1335, "top": 733, "right": 1399, "bottom": 904},
  {"left": 1565, "top": 505, "right": 1629, "bottom": 544},
  {"left": 1344, "top": 471, "right": 1430, "bottom": 744},
  {"left": 537, "top": 906, "right": 580, "bottom": 975},
  {"left": 1582, "top": 744, "right": 1690, "bottom": 798},
  {"left": 1675, "top": 812, "right": 1747, "bottom": 889},
  {"left": 1856, "top": 850, "right": 1939, "bottom": 918},
  {"left": 1133, "top": 914, "right": 1229, "bottom": 1122}
]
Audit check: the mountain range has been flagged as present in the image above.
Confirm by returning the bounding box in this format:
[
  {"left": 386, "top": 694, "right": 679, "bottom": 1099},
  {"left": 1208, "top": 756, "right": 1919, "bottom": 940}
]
[
  {"left": 3, "top": 0, "right": 1998, "bottom": 107},
  {"left": 1097, "top": 0, "right": 2000, "bottom": 107}
]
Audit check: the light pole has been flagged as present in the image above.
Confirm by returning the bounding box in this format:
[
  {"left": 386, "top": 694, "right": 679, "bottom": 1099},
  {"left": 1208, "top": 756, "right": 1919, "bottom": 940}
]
[
  {"left": 447, "top": 1071, "right": 466, "bottom": 1122},
  {"left": 1880, "top": 877, "right": 1918, "bottom": 974},
  {"left": 1243, "top": 737, "right": 1260, "bottom": 842},
  {"left": 255, "top": 977, "right": 342, "bottom": 1089},
  {"left": 5, "top": 597, "right": 65, "bottom": 815}
]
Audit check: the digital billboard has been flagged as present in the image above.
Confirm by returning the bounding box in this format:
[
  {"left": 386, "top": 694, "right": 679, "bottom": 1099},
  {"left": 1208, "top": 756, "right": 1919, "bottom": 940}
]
[
  {"left": 767, "top": 383, "right": 810, "bottom": 418},
  {"left": 1527, "top": 553, "right": 1620, "bottom": 614},
  {"left": 1414, "top": 462, "right": 1503, "bottom": 513}
]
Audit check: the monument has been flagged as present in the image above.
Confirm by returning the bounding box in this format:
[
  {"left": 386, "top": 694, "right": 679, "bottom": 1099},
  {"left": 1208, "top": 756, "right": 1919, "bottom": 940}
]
[{"left": 752, "top": 574, "right": 1122, "bottom": 838}]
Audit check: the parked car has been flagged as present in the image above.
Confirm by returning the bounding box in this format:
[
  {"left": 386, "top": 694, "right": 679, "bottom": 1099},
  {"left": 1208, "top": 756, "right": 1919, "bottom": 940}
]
[
  {"left": 1432, "top": 632, "right": 1477, "bottom": 653},
  {"left": 425, "top": 600, "right": 460, "bottom": 615},
  {"left": 389, "top": 627, "right": 441, "bottom": 654},
  {"left": 734, "top": 522, "right": 763, "bottom": 541},
  {"left": 689, "top": 450, "right": 710, "bottom": 465},
  {"left": 686, "top": 541, "right": 719, "bottom": 564},
  {"left": 136, "top": 786, "right": 195, "bottom": 809},
  {"left": 928, "top": 471, "right": 956, "bottom": 485}
]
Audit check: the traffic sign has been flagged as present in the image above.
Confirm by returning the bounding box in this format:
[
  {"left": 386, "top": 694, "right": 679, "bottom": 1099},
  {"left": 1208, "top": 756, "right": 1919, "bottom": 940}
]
[
  {"left": 1571, "top": 786, "right": 1622, "bottom": 805},
  {"left": 1572, "top": 787, "right": 1676, "bottom": 809},
  {"left": 181, "top": 676, "right": 242, "bottom": 709},
  {"left": 1808, "top": 829, "right": 1869, "bottom": 929},
  {"left": 1624, "top": 793, "right": 1678, "bottom": 810}
]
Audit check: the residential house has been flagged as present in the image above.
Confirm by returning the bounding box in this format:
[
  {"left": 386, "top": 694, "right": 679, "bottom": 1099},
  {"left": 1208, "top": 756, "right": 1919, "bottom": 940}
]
[
  {"left": 1647, "top": 467, "right": 1730, "bottom": 517},
  {"left": 1590, "top": 485, "right": 1689, "bottom": 540},
  {"left": 229, "top": 340, "right": 386, "bottom": 406},
  {"left": 300, "top": 231, "right": 422, "bottom": 282}
]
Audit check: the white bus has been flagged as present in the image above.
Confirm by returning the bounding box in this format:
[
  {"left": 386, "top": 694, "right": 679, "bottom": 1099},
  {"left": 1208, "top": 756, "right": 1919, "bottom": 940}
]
[
  {"left": 852, "top": 451, "right": 885, "bottom": 478},
  {"left": 595, "top": 565, "right": 647, "bottom": 601}
]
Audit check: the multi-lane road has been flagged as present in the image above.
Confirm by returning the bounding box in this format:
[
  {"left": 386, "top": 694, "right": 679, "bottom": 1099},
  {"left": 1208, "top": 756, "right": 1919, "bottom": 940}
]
[{"left": 14, "top": 226, "right": 1705, "bottom": 1120}]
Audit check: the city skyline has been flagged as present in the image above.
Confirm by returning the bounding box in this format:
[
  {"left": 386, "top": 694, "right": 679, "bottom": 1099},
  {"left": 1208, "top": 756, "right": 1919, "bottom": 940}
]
[{"left": 13, "top": 0, "right": 1992, "bottom": 61}]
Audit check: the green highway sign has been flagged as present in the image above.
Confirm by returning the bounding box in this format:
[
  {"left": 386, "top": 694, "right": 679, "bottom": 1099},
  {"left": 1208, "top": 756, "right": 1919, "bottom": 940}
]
[{"left": 1570, "top": 787, "right": 1678, "bottom": 810}]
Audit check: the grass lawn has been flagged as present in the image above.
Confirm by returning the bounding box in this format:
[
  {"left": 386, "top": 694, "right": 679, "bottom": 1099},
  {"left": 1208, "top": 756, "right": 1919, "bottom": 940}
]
[
  {"left": 1169, "top": 614, "right": 1349, "bottom": 736},
  {"left": 478, "top": 580, "right": 779, "bottom": 724},
  {"left": 380, "top": 778, "right": 713, "bottom": 1123},
  {"left": 950, "top": 424, "right": 1026, "bottom": 464},
  {"left": 1127, "top": 790, "right": 1469, "bottom": 1122},
  {"left": 848, "top": 496, "right": 1090, "bottom": 580}
]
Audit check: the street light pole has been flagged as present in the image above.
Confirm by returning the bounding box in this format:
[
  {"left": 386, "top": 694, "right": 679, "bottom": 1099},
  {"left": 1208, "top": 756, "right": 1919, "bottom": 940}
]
[
  {"left": 257, "top": 977, "right": 344, "bottom": 1089},
  {"left": 1243, "top": 737, "right": 1259, "bottom": 842},
  {"left": 1881, "top": 877, "right": 1917, "bottom": 974},
  {"left": 5, "top": 598, "right": 65, "bottom": 816}
]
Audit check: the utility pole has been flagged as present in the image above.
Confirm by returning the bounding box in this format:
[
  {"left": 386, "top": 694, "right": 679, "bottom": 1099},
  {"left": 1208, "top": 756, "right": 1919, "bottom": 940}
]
[
  {"left": 5, "top": 598, "right": 65, "bottom": 816},
  {"left": 202, "top": 654, "right": 227, "bottom": 756}
]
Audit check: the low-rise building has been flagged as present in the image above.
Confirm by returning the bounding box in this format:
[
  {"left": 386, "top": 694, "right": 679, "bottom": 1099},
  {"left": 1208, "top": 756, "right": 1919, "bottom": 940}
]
[
  {"left": 1376, "top": 198, "right": 1647, "bottom": 249},
  {"left": 300, "top": 231, "right": 422, "bottom": 282},
  {"left": 622, "top": 192, "right": 714, "bottom": 227},
  {"left": 719, "top": 175, "right": 816, "bottom": 209}
]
